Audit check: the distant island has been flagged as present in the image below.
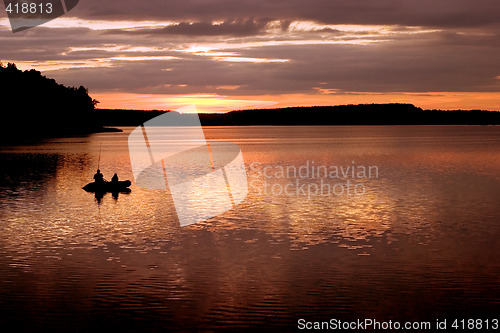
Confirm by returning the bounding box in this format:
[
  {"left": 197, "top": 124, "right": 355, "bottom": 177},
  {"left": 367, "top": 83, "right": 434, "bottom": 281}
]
[
  {"left": 96, "top": 104, "right": 500, "bottom": 127},
  {"left": 0, "top": 62, "right": 119, "bottom": 144}
]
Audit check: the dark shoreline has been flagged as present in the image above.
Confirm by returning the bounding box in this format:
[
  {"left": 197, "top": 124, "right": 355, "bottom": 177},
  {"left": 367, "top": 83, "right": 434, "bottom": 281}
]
[
  {"left": 2, "top": 104, "right": 498, "bottom": 145},
  {"left": 95, "top": 104, "right": 500, "bottom": 127}
]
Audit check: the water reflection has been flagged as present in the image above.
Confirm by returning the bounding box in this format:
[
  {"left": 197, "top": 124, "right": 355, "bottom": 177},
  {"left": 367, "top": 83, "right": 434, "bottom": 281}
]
[
  {"left": 0, "top": 126, "right": 499, "bottom": 330},
  {"left": 92, "top": 190, "right": 131, "bottom": 203}
]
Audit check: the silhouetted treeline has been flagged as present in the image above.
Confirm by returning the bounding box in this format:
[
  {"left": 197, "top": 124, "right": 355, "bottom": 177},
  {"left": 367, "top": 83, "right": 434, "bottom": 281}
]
[
  {"left": 0, "top": 62, "right": 115, "bottom": 143},
  {"left": 96, "top": 104, "right": 500, "bottom": 126},
  {"left": 200, "top": 104, "right": 500, "bottom": 125},
  {"left": 93, "top": 109, "right": 166, "bottom": 126}
]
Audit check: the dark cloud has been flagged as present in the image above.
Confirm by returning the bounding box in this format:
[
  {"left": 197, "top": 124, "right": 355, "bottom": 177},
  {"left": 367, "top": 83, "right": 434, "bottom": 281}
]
[
  {"left": 69, "top": 0, "right": 500, "bottom": 28},
  {"left": 118, "top": 19, "right": 271, "bottom": 36},
  {"left": 2, "top": 1, "right": 499, "bottom": 99},
  {"left": 41, "top": 31, "right": 500, "bottom": 96}
]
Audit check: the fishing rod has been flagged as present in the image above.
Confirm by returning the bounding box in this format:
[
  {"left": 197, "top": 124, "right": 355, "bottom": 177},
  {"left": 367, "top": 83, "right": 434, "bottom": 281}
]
[{"left": 97, "top": 142, "right": 102, "bottom": 169}]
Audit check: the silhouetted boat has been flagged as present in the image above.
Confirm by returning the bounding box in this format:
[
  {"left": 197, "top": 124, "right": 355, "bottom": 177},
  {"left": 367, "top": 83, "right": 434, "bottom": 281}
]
[{"left": 83, "top": 180, "right": 132, "bottom": 193}]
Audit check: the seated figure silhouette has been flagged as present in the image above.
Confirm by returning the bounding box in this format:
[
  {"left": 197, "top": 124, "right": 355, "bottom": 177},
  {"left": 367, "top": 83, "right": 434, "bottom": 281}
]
[
  {"left": 83, "top": 170, "right": 131, "bottom": 198},
  {"left": 93, "top": 169, "right": 105, "bottom": 183}
]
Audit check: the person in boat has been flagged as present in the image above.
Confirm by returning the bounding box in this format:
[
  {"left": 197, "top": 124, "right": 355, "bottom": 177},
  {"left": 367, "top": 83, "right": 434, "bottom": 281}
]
[
  {"left": 111, "top": 173, "right": 119, "bottom": 183},
  {"left": 93, "top": 169, "right": 105, "bottom": 183}
]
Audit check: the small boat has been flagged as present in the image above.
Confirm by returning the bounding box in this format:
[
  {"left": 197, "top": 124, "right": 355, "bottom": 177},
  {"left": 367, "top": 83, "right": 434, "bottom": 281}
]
[{"left": 83, "top": 180, "right": 132, "bottom": 193}]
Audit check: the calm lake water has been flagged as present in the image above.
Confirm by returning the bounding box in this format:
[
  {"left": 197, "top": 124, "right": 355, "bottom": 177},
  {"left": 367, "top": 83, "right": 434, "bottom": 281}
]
[{"left": 0, "top": 126, "right": 499, "bottom": 332}]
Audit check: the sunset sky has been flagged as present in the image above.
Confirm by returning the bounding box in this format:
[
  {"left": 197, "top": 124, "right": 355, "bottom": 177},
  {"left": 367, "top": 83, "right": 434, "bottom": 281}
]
[{"left": 2, "top": 0, "right": 500, "bottom": 112}]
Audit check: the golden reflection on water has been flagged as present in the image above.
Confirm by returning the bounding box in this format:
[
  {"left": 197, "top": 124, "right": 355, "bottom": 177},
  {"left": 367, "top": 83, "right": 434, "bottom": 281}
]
[
  {"left": 1, "top": 126, "right": 499, "bottom": 261},
  {"left": 0, "top": 126, "right": 499, "bottom": 328}
]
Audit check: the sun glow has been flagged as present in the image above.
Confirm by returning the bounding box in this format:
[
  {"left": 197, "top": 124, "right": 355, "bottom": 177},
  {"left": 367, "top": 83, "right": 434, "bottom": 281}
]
[
  {"left": 91, "top": 91, "right": 500, "bottom": 114},
  {"left": 93, "top": 92, "right": 278, "bottom": 113}
]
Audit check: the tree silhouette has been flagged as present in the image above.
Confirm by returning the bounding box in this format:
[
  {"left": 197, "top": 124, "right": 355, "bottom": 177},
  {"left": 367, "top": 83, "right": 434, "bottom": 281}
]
[{"left": 0, "top": 62, "right": 103, "bottom": 142}]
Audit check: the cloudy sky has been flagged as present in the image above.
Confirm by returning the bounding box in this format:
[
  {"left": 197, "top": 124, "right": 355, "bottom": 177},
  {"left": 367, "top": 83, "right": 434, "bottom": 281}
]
[{"left": 2, "top": 0, "right": 500, "bottom": 112}]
